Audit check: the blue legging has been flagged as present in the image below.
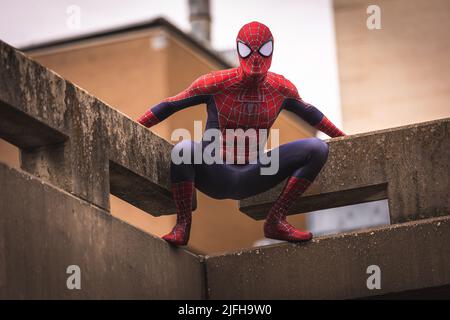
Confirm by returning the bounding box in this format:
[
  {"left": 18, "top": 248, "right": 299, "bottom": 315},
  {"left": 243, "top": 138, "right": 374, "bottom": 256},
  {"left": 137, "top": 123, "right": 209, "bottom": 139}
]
[{"left": 171, "top": 137, "right": 329, "bottom": 200}]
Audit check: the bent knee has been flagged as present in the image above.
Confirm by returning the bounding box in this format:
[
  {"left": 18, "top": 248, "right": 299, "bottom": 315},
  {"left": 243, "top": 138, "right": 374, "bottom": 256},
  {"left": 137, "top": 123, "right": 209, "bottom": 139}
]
[{"left": 307, "top": 138, "right": 329, "bottom": 162}]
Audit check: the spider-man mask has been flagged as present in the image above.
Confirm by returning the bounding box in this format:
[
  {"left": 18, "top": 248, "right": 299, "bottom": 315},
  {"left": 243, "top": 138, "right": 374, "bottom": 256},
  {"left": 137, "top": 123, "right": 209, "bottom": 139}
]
[{"left": 236, "top": 21, "right": 273, "bottom": 78}]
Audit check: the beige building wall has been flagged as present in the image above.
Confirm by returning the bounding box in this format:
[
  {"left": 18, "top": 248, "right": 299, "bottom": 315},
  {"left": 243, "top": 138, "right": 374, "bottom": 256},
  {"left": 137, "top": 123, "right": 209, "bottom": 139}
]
[
  {"left": 0, "top": 25, "right": 313, "bottom": 254},
  {"left": 334, "top": 0, "right": 450, "bottom": 134}
]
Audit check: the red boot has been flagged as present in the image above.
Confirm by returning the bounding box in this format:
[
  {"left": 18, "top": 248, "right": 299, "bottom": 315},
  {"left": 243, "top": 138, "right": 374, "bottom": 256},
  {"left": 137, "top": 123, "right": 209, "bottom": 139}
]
[
  {"left": 264, "top": 176, "right": 313, "bottom": 242},
  {"left": 162, "top": 181, "right": 194, "bottom": 246}
]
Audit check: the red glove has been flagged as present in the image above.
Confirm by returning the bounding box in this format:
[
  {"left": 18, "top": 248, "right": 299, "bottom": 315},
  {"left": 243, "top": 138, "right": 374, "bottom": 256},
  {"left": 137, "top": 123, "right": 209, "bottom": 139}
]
[
  {"left": 137, "top": 110, "right": 160, "bottom": 128},
  {"left": 314, "top": 116, "right": 346, "bottom": 138}
]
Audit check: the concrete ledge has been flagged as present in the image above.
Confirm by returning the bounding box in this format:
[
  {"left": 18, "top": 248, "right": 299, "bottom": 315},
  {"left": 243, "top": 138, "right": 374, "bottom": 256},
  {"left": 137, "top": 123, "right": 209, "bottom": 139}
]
[
  {"left": 205, "top": 214, "right": 450, "bottom": 299},
  {"left": 0, "top": 39, "right": 177, "bottom": 215},
  {"left": 0, "top": 102, "right": 67, "bottom": 149},
  {"left": 239, "top": 118, "right": 450, "bottom": 223},
  {"left": 0, "top": 162, "right": 204, "bottom": 299}
]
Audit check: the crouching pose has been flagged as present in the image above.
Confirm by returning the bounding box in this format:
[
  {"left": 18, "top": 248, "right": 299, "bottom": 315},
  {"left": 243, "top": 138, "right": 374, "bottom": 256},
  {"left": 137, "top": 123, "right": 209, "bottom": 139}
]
[{"left": 138, "top": 21, "right": 345, "bottom": 246}]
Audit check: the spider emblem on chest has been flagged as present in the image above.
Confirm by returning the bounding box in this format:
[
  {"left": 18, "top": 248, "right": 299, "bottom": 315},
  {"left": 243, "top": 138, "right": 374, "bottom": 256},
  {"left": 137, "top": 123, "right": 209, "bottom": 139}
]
[
  {"left": 244, "top": 102, "right": 257, "bottom": 114},
  {"left": 232, "top": 101, "right": 263, "bottom": 119}
]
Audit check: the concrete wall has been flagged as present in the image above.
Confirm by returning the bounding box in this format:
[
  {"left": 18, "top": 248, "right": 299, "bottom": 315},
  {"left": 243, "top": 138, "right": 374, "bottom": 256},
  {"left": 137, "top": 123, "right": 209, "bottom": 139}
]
[
  {"left": 0, "top": 162, "right": 204, "bottom": 299},
  {"left": 2, "top": 161, "right": 450, "bottom": 299},
  {"left": 205, "top": 215, "right": 450, "bottom": 299}
]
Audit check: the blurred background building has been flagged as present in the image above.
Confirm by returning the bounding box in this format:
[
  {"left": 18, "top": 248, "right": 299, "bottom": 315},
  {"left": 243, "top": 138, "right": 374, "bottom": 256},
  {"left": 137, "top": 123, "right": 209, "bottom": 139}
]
[
  {"left": 0, "top": 0, "right": 449, "bottom": 254},
  {"left": 309, "top": 0, "right": 450, "bottom": 238}
]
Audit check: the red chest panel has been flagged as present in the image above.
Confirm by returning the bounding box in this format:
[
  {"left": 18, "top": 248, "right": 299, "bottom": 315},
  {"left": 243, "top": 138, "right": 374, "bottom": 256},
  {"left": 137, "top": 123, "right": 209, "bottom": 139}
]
[
  {"left": 156, "top": 68, "right": 304, "bottom": 164},
  {"left": 213, "top": 85, "right": 285, "bottom": 131}
]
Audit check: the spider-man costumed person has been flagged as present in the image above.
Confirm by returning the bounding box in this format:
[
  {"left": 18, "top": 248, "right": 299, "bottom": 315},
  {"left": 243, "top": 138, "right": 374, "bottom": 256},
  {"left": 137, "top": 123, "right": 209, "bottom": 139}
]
[{"left": 138, "top": 21, "right": 345, "bottom": 246}]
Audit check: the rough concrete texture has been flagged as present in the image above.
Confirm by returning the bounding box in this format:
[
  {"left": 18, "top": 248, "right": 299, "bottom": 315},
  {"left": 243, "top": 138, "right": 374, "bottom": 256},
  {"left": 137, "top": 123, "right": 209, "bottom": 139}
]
[
  {"left": 205, "top": 214, "right": 450, "bottom": 300},
  {"left": 0, "top": 162, "right": 204, "bottom": 299},
  {"left": 0, "top": 40, "right": 178, "bottom": 215},
  {"left": 240, "top": 118, "right": 450, "bottom": 223},
  {"left": 1, "top": 160, "right": 450, "bottom": 299}
]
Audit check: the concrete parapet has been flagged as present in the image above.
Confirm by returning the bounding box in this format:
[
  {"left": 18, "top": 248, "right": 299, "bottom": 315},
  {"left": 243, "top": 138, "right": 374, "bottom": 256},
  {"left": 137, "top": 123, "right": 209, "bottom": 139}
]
[{"left": 240, "top": 118, "right": 450, "bottom": 224}]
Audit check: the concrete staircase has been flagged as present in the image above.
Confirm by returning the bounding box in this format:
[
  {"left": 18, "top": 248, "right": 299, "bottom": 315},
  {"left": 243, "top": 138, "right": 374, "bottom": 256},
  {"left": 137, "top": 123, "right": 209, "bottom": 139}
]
[{"left": 1, "top": 40, "right": 449, "bottom": 299}]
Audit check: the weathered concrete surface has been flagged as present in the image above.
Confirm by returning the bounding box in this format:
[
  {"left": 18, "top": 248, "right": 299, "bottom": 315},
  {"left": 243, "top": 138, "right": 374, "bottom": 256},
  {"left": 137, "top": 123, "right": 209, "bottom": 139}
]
[
  {"left": 1, "top": 159, "right": 449, "bottom": 299},
  {"left": 0, "top": 39, "right": 178, "bottom": 215},
  {"left": 240, "top": 118, "right": 450, "bottom": 223},
  {"left": 0, "top": 103, "right": 67, "bottom": 149},
  {"left": 205, "top": 215, "right": 450, "bottom": 300},
  {"left": 0, "top": 162, "right": 204, "bottom": 299}
]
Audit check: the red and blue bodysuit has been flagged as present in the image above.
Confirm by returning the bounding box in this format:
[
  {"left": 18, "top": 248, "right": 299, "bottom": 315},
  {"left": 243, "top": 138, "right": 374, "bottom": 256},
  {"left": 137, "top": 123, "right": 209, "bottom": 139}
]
[{"left": 138, "top": 21, "right": 345, "bottom": 246}]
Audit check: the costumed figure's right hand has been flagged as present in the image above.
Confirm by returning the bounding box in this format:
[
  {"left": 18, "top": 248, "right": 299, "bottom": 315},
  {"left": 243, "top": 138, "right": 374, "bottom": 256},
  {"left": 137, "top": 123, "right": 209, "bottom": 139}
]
[{"left": 137, "top": 109, "right": 160, "bottom": 128}]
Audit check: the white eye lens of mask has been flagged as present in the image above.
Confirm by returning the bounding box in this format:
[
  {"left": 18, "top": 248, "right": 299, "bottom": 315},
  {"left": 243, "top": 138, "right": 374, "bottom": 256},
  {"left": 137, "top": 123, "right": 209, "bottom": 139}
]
[
  {"left": 237, "top": 42, "right": 251, "bottom": 58},
  {"left": 258, "top": 40, "right": 273, "bottom": 57}
]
